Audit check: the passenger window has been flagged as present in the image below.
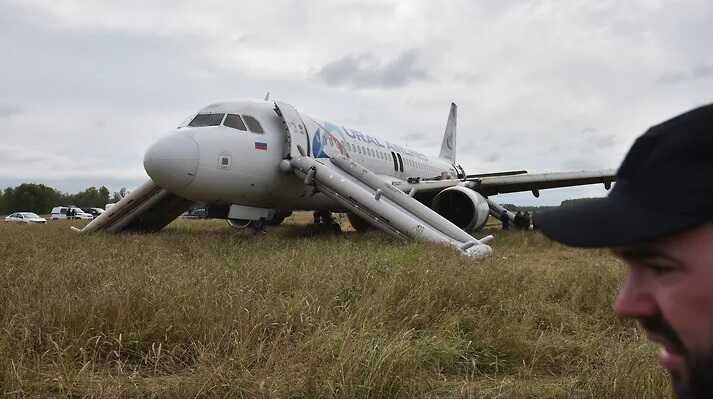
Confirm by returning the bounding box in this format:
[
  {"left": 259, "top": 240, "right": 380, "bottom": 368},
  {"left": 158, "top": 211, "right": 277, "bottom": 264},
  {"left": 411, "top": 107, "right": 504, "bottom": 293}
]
[
  {"left": 242, "top": 115, "right": 264, "bottom": 133},
  {"left": 224, "top": 114, "right": 247, "bottom": 131},
  {"left": 188, "top": 113, "right": 225, "bottom": 127}
]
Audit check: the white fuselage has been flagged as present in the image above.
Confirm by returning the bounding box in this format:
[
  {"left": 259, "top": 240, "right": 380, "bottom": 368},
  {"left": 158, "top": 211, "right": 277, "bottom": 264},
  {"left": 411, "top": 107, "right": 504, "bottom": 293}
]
[{"left": 143, "top": 99, "right": 458, "bottom": 211}]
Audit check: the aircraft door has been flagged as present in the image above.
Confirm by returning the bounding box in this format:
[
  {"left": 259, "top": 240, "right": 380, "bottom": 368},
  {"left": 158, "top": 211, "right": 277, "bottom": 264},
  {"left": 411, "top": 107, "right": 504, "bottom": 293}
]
[{"left": 274, "top": 101, "right": 310, "bottom": 159}]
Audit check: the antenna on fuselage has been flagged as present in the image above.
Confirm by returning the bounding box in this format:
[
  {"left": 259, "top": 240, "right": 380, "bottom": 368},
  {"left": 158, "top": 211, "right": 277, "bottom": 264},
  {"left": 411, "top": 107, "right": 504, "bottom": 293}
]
[{"left": 264, "top": 92, "right": 271, "bottom": 101}]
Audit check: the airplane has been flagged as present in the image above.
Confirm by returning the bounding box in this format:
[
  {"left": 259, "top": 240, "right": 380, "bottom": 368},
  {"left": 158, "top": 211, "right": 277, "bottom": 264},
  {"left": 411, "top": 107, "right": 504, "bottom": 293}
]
[{"left": 80, "top": 98, "right": 615, "bottom": 258}]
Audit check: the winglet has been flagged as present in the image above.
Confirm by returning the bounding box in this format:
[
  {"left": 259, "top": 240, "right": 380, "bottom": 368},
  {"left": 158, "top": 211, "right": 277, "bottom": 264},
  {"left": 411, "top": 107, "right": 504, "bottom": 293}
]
[{"left": 439, "top": 103, "right": 457, "bottom": 163}]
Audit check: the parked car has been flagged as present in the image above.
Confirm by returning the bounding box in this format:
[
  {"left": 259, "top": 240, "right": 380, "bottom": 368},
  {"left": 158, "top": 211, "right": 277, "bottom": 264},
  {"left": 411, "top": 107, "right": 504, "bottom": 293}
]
[
  {"left": 5, "top": 212, "right": 47, "bottom": 224},
  {"left": 50, "top": 206, "right": 94, "bottom": 220},
  {"left": 182, "top": 207, "right": 208, "bottom": 219},
  {"left": 82, "top": 207, "right": 105, "bottom": 218}
]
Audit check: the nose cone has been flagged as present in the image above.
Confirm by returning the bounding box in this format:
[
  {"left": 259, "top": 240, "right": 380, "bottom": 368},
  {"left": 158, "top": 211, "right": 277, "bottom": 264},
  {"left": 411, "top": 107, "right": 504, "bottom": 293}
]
[{"left": 144, "top": 132, "right": 199, "bottom": 192}]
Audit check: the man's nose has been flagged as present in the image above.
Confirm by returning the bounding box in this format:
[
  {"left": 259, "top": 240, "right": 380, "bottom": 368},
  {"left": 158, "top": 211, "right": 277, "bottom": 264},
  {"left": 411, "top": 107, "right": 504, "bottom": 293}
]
[{"left": 613, "top": 274, "right": 658, "bottom": 319}]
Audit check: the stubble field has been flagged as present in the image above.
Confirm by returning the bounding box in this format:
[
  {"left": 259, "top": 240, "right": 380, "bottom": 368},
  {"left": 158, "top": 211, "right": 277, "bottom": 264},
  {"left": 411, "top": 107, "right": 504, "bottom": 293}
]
[{"left": 0, "top": 214, "right": 672, "bottom": 398}]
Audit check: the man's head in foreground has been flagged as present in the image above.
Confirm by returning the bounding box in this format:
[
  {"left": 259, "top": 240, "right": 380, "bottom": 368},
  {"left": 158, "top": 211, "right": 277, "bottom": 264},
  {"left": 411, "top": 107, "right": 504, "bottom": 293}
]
[{"left": 536, "top": 103, "right": 713, "bottom": 398}]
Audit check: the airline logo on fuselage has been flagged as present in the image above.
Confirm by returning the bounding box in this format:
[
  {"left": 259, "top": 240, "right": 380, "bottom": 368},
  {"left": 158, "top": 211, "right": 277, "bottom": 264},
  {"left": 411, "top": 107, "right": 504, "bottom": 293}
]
[
  {"left": 312, "top": 128, "right": 348, "bottom": 158},
  {"left": 312, "top": 118, "right": 428, "bottom": 161}
]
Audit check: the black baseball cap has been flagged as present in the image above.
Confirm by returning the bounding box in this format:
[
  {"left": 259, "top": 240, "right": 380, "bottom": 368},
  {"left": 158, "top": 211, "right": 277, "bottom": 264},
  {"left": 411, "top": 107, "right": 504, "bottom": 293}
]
[{"left": 536, "top": 102, "right": 713, "bottom": 247}]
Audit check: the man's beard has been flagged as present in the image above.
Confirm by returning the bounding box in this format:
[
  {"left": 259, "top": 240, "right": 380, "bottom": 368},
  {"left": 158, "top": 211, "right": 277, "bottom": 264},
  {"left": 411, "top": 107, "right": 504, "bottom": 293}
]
[
  {"left": 674, "top": 352, "right": 713, "bottom": 399},
  {"left": 641, "top": 315, "right": 713, "bottom": 398}
]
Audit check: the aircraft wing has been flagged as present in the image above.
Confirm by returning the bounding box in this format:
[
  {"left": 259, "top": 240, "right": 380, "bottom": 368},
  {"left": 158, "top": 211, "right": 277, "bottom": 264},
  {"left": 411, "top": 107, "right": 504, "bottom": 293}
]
[
  {"left": 394, "top": 169, "right": 616, "bottom": 197},
  {"left": 473, "top": 169, "right": 616, "bottom": 196}
]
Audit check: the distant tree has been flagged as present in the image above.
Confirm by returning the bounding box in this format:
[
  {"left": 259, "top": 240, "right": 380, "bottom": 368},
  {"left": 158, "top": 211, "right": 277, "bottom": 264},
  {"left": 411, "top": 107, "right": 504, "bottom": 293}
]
[
  {"left": 2, "top": 184, "right": 62, "bottom": 214},
  {"left": 63, "top": 186, "right": 114, "bottom": 208},
  {"left": 2, "top": 187, "right": 15, "bottom": 215},
  {"left": 0, "top": 183, "right": 120, "bottom": 214},
  {"left": 110, "top": 187, "right": 129, "bottom": 203},
  {"left": 99, "top": 186, "right": 110, "bottom": 206},
  {"left": 0, "top": 188, "right": 6, "bottom": 215}
]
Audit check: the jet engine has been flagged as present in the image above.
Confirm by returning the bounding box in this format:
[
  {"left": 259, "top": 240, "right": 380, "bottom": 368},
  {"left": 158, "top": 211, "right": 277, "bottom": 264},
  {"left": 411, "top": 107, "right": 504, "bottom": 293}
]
[{"left": 431, "top": 186, "right": 490, "bottom": 231}]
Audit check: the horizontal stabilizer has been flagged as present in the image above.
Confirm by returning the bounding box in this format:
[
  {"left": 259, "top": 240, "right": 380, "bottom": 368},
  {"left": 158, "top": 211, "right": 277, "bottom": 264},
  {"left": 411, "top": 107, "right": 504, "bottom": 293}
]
[{"left": 466, "top": 170, "right": 528, "bottom": 178}]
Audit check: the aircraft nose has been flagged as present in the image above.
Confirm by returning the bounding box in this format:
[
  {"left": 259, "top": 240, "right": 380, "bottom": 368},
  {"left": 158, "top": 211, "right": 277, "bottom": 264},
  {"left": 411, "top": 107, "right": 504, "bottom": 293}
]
[{"left": 144, "top": 132, "right": 199, "bottom": 192}]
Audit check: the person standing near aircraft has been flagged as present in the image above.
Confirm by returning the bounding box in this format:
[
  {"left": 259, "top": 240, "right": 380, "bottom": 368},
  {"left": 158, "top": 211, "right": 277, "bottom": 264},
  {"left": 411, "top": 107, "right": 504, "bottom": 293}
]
[
  {"left": 536, "top": 103, "right": 713, "bottom": 399},
  {"left": 501, "top": 209, "right": 510, "bottom": 230}
]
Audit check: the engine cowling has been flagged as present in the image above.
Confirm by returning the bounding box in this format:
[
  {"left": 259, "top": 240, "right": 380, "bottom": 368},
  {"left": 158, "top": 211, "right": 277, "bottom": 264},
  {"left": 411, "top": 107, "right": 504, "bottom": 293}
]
[{"left": 431, "top": 186, "right": 490, "bottom": 231}]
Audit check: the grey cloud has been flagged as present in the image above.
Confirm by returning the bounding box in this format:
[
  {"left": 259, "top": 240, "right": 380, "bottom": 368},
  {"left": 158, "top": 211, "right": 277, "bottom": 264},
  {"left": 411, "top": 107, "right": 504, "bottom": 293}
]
[
  {"left": 460, "top": 141, "right": 478, "bottom": 153},
  {"left": 318, "top": 49, "right": 430, "bottom": 89},
  {"left": 693, "top": 64, "right": 713, "bottom": 79},
  {"left": 484, "top": 153, "right": 500, "bottom": 163},
  {"left": 658, "top": 64, "right": 713, "bottom": 84},
  {"left": 0, "top": 103, "right": 21, "bottom": 118},
  {"left": 562, "top": 158, "right": 598, "bottom": 171},
  {"left": 587, "top": 134, "right": 617, "bottom": 148},
  {"left": 401, "top": 132, "right": 428, "bottom": 141},
  {"left": 452, "top": 72, "right": 481, "bottom": 85},
  {"left": 0, "top": 144, "right": 143, "bottom": 181}
]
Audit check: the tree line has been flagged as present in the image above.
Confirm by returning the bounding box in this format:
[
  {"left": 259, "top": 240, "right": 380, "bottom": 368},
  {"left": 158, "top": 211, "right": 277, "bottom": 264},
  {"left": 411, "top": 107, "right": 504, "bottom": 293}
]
[{"left": 0, "top": 183, "right": 126, "bottom": 215}]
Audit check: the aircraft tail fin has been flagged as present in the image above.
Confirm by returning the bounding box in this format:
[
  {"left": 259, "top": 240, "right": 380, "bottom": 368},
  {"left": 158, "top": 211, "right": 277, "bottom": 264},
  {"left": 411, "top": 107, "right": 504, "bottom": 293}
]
[{"left": 439, "top": 103, "right": 457, "bottom": 163}]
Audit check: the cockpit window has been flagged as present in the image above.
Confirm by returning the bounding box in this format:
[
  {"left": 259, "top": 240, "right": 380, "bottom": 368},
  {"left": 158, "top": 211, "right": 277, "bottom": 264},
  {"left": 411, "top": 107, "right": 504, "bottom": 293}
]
[
  {"left": 224, "top": 114, "right": 247, "bottom": 131},
  {"left": 242, "top": 115, "right": 264, "bottom": 133},
  {"left": 188, "top": 113, "right": 225, "bottom": 127}
]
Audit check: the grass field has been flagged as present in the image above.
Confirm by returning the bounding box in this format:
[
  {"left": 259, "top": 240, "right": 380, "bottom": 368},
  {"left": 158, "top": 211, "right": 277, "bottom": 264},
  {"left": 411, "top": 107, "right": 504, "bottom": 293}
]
[{"left": 0, "top": 215, "right": 673, "bottom": 398}]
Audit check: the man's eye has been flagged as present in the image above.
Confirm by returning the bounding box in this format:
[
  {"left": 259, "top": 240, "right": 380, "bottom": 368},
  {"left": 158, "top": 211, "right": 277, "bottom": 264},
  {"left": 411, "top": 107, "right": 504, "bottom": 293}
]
[{"left": 646, "top": 263, "right": 676, "bottom": 275}]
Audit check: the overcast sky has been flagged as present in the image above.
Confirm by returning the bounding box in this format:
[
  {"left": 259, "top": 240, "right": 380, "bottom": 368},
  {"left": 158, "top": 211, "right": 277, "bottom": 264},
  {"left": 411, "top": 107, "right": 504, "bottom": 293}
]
[{"left": 1, "top": 0, "right": 712, "bottom": 205}]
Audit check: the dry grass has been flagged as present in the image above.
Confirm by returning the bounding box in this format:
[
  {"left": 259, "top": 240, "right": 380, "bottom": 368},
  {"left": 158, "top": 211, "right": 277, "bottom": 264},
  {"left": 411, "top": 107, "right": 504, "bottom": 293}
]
[{"left": 0, "top": 215, "right": 672, "bottom": 398}]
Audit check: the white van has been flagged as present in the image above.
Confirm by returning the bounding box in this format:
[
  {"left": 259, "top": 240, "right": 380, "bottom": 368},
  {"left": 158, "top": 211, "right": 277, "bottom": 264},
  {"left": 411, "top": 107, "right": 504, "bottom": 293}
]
[{"left": 50, "top": 206, "right": 94, "bottom": 220}]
